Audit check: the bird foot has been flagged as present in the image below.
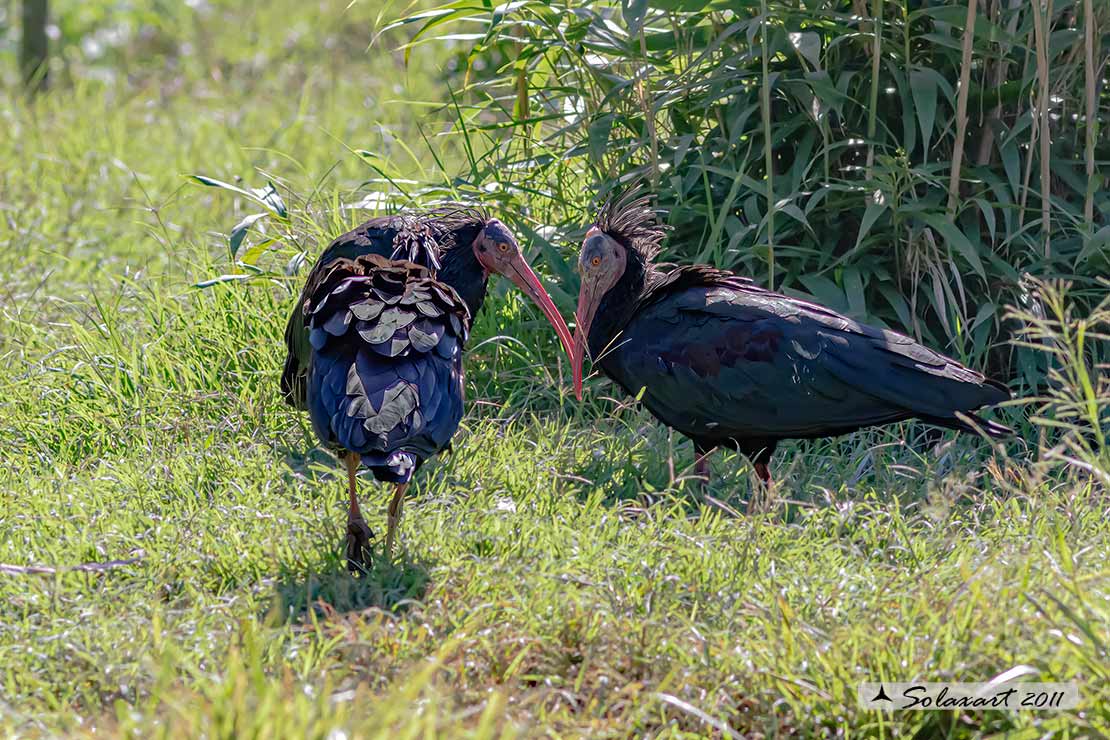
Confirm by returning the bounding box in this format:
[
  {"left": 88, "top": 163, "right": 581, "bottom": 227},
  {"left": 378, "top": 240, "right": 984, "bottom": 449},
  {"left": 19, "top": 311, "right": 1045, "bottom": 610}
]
[{"left": 345, "top": 516, "right": 375, "bottom": 574}]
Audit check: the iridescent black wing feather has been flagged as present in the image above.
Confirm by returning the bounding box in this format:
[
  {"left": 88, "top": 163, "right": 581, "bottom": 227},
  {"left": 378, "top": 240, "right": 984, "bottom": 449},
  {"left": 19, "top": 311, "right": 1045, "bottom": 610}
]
[
  {"left": 303, "top": 254, "right": 469, "bottom": 482},
  {"left": 282, "top": 216, "right": 406, "bottom": 408},
  {"left": 599, "top": 268, "right": 1010, "bottom": 459},
  {"left": 281, "top": 213, "right": 471, "bottom": 408}
]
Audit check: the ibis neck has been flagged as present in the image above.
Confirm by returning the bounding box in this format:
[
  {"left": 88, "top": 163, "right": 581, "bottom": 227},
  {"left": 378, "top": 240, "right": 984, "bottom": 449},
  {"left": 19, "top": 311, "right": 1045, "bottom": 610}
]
[
  {"left": 587, "top": 253, "right": 651, "bottom": 362},
  {"left": 436, "top": 228, "right": 489, "bottom": 322}
]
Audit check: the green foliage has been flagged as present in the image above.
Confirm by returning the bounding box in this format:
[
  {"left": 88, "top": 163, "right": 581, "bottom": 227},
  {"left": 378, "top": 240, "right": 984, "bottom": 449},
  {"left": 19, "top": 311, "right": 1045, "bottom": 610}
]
[
  {"left": 1009, "top": 277, "right": 1110, "bottom": 477},
  {"left": 387, "top": 0, "right": 1109, "bottom": 387},
  {"left": 2, "top": 1, "right": 1109, "bottom": 737}
]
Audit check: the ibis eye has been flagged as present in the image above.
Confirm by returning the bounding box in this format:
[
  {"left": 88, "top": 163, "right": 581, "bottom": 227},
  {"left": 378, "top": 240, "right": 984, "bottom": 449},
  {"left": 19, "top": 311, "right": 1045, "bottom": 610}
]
[
  {"left": 497, "top": 242, "right": 509, "bottom": 253},
  {"left": 591, "top": 256, "right": 601, "bottom": 267}
]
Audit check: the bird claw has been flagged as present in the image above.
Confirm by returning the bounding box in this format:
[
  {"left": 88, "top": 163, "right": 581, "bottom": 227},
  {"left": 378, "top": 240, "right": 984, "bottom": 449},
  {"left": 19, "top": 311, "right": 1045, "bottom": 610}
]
[{"left": 345, "top": 516, "right": 375, "bottom": 574}]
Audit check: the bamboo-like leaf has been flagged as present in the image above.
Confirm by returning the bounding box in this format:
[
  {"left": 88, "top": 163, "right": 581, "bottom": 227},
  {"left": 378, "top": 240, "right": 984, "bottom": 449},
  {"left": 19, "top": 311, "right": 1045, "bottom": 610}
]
[
  {"left": 788, "top": 31, "right": 821, "bottom": 70},
  {"left": 922, "top": 212, "right": 987, "bottom": 279},
  {"left": 190, "top": 174, "right": 256, "bottom": 200},
  {"left": 191, "top": 176, "right": 289, "bottom": 219},
  {"left": 194, "top": 273, "right": 255, "bottom": 289},
  {"left": 238, "top": 238, "right": 279, "bottom": 268},
  {"left": 587, "top": 116, "right": 614, "bottom": 165},
  {"left": 999, "top": 121, "right": 1024, "bottom": 203},
  {"left": 621, "top": 0, "right": 649, "bottom": 35},
  {"left": 854, "top": 201, "right": 887, "bottom": 251},
  {"left": 228, "top": 213, "right": 268, "bottom": 261},
  {"left": 1077, "top": 226, "right": 1110, "bottom": 265},
  {"left": 973, "top": 197, "right": 997, "bottom": 243},
  {"left": 842, "top": 266, "right": 866, "bottom": 317},
  {"left": 878, "top": 281, "right": 914, "bottom": 330},
  {"left": 252, "top": 183, "right": 288, "bottom": 218},
  {"left": 797, "top": 274, "right": 849, "bottom": 314},
  {"left": 910, "top": 69, "right": 938, "bottom": 160}
]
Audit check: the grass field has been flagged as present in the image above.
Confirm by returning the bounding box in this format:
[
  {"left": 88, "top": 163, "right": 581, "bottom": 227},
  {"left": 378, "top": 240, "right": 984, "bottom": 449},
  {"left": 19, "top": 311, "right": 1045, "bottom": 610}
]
[{"left": 1, "top": 2, "right": 1108, "bottom": 737}]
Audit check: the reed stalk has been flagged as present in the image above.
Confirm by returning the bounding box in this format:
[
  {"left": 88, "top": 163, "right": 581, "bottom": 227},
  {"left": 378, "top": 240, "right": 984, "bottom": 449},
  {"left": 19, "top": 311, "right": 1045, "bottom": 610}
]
[
  {"left": 760, "top": 0, "right": 776, "bottom": 289},
  {"left": 1031, "top": 0, "right": 1053, "bottom": 257},
  {"left": 865, "top": 0, "right": 883, "bottom": 178},
  {"left": 948, "top": 0, "right": 979, "bottom": 214},
  {"left": 1083, "top": 0, "right": 1097, "bottom": 226}
]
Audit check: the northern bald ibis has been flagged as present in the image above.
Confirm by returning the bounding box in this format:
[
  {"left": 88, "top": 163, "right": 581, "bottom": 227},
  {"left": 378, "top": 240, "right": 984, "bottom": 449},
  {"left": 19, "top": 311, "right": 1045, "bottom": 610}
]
[
  {"left": 283, "top": 208, "right": 573, "bottom": 569},
  {"left": 570, "top": 190, "right": 1009, "bottom": 485}
]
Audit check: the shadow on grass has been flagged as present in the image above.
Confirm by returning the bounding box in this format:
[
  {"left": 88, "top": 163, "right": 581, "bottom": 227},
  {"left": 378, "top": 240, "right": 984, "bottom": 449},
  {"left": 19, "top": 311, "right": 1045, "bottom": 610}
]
[
  {"left": 568, "top": 417, "right": 1017, "bottom": 526},
  {"left": 279, "top": 442, "right": 339, "bottom": 485},
  {"left": 266, "top": 550, "right": 432, "bottom": 624}
]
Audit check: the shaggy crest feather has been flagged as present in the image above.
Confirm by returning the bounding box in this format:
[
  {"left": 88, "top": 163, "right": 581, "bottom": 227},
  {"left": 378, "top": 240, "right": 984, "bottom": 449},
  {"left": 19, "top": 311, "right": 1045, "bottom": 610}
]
[
  {"left": 594, "top": 187, "right": 668, "bottom": 260},
  {"left": 420, "top": 202, "right": 491, "bottom": 240},
  {"left": 390, "top": 217, "right": 442, "bottom": 270},
  {"left": 384, "top": 203, "right": 492, "bottom": 271}
]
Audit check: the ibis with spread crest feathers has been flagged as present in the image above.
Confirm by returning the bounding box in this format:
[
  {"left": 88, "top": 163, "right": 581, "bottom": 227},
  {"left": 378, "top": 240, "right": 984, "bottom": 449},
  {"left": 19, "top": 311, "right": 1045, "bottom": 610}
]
[
  {"left": 283, "top": 207, "right": 573, "bottom": 569},
  {"left": 570, "top": 190, "right": 1010, "bottom": 485}
]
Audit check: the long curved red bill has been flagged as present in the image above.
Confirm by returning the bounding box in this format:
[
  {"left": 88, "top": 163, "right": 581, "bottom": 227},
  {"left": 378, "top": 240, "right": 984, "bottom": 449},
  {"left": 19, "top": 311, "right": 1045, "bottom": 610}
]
[
  {"left": 505, "top": 255, "right": 575, "bottom": 363},
  {"left": 571, "top": 280, "right": 598, "bottom": 402}
]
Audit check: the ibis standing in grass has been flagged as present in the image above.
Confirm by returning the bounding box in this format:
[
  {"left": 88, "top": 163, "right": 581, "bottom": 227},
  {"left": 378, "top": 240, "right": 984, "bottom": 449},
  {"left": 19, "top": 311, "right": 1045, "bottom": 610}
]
[
  {"left": 283, "top": 208, "right": 573, "bottom": 569},
  {"left": 570, "top": 190, "right": 1010, "bottom": 484}
]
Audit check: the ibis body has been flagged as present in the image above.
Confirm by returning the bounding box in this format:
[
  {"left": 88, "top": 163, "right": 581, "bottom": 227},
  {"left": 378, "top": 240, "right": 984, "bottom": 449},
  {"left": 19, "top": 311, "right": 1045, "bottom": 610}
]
[
  {"left": 571, "top": 192, "right": 1010, "bottom": 483},
  {"left": 283, "top": 210, "right": 572, "bottom": 567}
]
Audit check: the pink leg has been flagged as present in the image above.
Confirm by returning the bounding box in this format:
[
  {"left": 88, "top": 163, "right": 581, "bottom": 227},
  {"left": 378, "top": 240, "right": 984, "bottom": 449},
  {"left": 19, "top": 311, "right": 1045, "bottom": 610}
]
[
  {"left": 345, "top": 452, "right": 374, "bottom": 573},
  {"left": 694, "top": 449, "right": 713, "bottom": 486}
]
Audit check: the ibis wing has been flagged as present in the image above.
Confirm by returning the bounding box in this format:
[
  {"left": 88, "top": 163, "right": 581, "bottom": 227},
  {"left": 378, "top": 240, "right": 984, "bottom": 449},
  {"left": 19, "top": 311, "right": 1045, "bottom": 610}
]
[
  {"left": 601, "top": 283, "right": 1009, "bottom": 443},
  {"left": 282, "top": 216, "right": 424, "bottom": 408},
  {"left": 304, "top": 257, "right": 470, "bottom": 482}
]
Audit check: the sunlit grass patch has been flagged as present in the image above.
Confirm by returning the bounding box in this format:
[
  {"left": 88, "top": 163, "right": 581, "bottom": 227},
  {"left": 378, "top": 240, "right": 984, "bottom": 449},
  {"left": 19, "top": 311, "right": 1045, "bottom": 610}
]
[{"left": 1, "top": 2, "right": 1108, "bottom": 737}]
